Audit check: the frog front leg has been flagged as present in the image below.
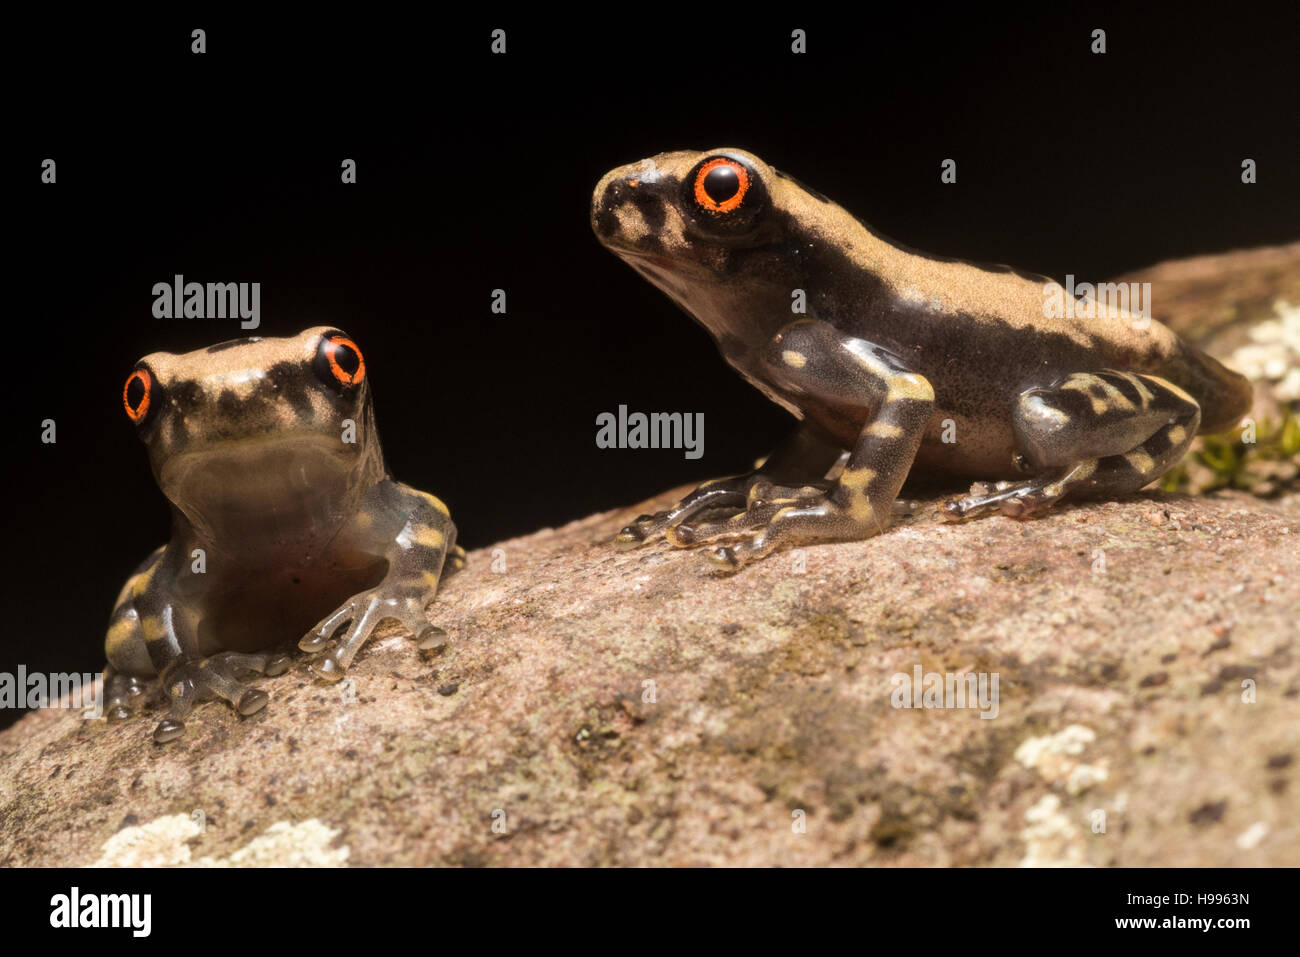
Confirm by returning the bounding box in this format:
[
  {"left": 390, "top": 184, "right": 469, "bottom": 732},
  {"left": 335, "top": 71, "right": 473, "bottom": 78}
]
[
  {"left": 614, "top": 422, "right": 843, "bottom": 548},
  {"left": 674, "top": 319, "right": 934, "bottom": 567},
  {"left": 299, "top": 482, "right": 457, "bottom": 681},
  {"left": 942, "top": 370, "right": 1200, "bottom": 519}
]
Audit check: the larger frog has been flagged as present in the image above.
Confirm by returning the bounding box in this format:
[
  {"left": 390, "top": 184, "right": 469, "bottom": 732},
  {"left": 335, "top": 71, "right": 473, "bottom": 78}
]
[
  {"left": 104, "top": 327, "right": 460, "bottom": 742},
  {"left": 593, "top": 149, "right": 1253, "bottom": 567}
]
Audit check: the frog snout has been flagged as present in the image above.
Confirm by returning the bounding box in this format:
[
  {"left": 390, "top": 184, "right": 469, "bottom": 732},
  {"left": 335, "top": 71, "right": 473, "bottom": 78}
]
[
  {"left": 591, "top": 161, "right": 671, "bottom": 245},
  {"left": 591, "top": 168, "right": 635, "bottom": 240}
]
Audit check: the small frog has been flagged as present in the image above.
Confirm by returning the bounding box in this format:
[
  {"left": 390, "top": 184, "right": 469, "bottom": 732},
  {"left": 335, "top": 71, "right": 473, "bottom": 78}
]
[
  {"left": 104, "top": 327, "right": 461, "bottom": 742},
  {"left": 593, "top": 149, "right": 1252, "bottom": 566}
]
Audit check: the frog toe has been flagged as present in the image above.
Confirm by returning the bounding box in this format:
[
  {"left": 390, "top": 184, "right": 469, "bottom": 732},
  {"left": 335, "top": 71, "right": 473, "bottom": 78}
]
[
  {"left": 941, "top": 471, "right": 1074, "bottom": 522},
  {"left": 669, "top": 513, "right": 745, "bottom": 546},
  {"left": 153, "top": 718, "right": 186, "bottom": 744},
  {"left": 102, "top": 668, "right": 149, "bottom": 721},
  {"left": 707, "top": 544, "right": 744, "bottom": 568},
  {"left": 617, "top": 476, "right": 763, "bottom": 549},
  {"left": 309, "top": 654, "right": 345, "bottom": 682},
  {"left": 703, "top": 523, "right": 785, "bottom": 568},
  {"left": 669, "top": 494, "right": 810, "bottom": 547},
  {"left": 415, "top": 625, "right": 448, "bottom": 651},
  {"left": 614, "top": 513, "right": 666, "bottom": 549},
  {"left": 940, "top": 497, "right": 970, "bottom": 522},
  {"left": 707, "top": 519, "right": 791, "bottom": 566},
  {"left": 299, "top": 603, "right": 354, "bottom": 653},
  {"left": 237, "top": 688, "right": 270, "bottom": 715}
]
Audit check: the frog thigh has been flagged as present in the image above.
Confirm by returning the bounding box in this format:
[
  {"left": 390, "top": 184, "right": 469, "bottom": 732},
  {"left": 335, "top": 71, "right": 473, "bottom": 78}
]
[
  {"left": 1015, "top": 371, "right": 1199, "bottom": 471},
  {"left": 102, "top": 547, "right": 164, "bottom": 721},
  {"left": 945, "top": 371, "right": 1200, "bottom": 519},
  {"left": 104, "top": 546, "right": 166, "bottom": 677}
]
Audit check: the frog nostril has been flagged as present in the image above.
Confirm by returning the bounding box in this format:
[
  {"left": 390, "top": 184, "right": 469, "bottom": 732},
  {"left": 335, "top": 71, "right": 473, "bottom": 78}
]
[{"left": 593, "top": 205, "right": 620, "bottom": 238}]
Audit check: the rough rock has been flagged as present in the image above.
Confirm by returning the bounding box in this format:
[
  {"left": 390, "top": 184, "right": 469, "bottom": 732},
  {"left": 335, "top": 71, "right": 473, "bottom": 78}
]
[{"left": 1, "top": 246, "right": 1297, "bottom": 867}]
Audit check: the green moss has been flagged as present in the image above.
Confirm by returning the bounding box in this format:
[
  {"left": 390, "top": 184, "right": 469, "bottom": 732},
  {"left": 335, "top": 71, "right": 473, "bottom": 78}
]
[{"left": 1161, "top": 408, "right": 1300, "bottom": 497}]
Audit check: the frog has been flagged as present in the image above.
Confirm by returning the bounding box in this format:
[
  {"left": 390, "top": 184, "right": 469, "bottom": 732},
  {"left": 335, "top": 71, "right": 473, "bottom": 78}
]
[
  {"left": 104, "top": 326, "right": 462, "bottom": 742},
  {"left": 592, "top": 148, "right": 1253, "bottom": 567}
]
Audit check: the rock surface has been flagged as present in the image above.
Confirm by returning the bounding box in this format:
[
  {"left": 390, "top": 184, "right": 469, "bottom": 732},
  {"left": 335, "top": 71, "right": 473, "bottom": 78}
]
[{"left": 2, "top": 246, "right": 1297, "bottom": 867}]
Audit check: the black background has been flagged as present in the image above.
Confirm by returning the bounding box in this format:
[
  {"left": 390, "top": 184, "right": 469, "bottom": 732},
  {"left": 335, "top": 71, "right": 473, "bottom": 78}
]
[
  {"left": 7, "top": 7, "right": 1298, "bottom": 728},
  {"left": 5, "top": 863, "right": 1280, "bottom": 940},
  {"left": 5, "top": 863, "right": 1281, "bottom": 940}
]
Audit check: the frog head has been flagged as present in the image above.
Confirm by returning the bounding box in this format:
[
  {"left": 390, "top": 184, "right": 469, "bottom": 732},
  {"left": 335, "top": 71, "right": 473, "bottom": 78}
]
[
  {"left": 121, "top": 326, "right": 385, "bottom": 542},
  {"left": 592, "top": 148, "right": 827, "bottom": 345}
]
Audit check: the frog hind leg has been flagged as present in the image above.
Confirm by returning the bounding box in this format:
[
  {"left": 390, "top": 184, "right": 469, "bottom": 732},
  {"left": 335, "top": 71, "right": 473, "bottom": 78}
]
[
  {"left": 102, "top": 547, "right": 164, "bottom": 721},
  {"left": 613, "top": 423, "right": 842, "bottom": 549},
  {"left": 943, "top": 371, "right": 1201, "bottom": 520},
  {"left": 104, "top": 548, "right": 293, "bottom": 741},
  {"left": 671, "top": 320, "right": 935, "bottom": 567}
]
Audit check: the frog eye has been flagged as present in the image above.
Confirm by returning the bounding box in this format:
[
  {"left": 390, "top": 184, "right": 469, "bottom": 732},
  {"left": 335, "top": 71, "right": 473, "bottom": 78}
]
[
  {"left": 693, "top": 157, "right": 751, "bottom": 213},
  {"left": 123, "top": 368, "right": 152, "bottom": 424},
  {"left": 314, "top": 332, "right": 366, "bottom": 390}
]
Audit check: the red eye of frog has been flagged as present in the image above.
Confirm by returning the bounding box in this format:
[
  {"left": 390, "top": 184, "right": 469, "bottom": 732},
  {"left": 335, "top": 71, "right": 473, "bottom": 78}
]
[
  {"left": 693, "top": 157, "right": 750, "bottom": 213},
  {"left": 317, "top": 333, "right": 366, "bottom": 388},
  {"left": 123, "top": 368, "right": 152, "bottom": 423}
]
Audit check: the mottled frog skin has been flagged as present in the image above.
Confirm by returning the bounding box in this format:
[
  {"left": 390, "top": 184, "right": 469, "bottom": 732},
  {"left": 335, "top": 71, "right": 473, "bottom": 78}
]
[
  {"left": 593, "top": 148, "right": 1253, "bottom": 567},
  {"left": 106, "top": 327, "right": 460, "bottom": 742}
]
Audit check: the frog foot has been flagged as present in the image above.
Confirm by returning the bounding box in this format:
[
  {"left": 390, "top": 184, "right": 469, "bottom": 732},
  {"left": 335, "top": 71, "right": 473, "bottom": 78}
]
[
  {"left": 616, "top": 476, "right": 830, "bottom": 550},
  {"left": 613, "top": 482, "right": 747, "bottom": 549},
  {"left": 666, "top": 482, "right": 820, "bottom": 544},
  {"left": 653, "top": 483, "right": 886, "bottom": 568},
  {"left": 299, "top": 589, "right": 446, "bottom": 682},
  {"left": 940, "top": 471, "right": 1072, "bottom": 522},
  {"left": 709, "top": 493, "right": 893, "bottom": 568},
  {"left": 152, "top": 651, "right": 291, "bottom": 743}
]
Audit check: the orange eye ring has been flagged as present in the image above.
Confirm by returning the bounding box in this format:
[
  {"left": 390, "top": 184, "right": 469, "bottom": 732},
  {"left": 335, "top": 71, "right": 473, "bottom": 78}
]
[
  {"left": 323, "top": 334, "right": 366, "bottom": 387},
  {"left": 123, "top": 368, "right": 152, "bottom": 423},
  {"left": 693, "top": 158, "right": 750, "bottom": 213}
]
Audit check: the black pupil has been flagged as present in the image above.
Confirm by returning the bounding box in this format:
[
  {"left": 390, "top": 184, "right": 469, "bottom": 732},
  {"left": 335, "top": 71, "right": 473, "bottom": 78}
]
[
  {"left": 332, "top": 342, "right": 359, "bottom": 375},
  {"left": 703, "top": 165, "right": 740, "bottom": 204},
  {"left": 126, "top": 375, "right": 146, "bottom": 410}
]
